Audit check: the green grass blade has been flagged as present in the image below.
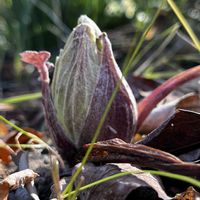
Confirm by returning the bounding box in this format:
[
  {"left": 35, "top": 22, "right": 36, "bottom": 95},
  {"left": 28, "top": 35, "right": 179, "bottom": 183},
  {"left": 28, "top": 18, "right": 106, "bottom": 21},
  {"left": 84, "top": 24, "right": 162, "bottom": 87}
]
[
  {"left": 0, "top": 115, "right": 43, "bottom": 141},
  {"left": 122, "top": 0, "right": 165, "bottom": 72},
  {"left": 63, "top": 170, "right": 200, "bottom": 198},
  {"left": 134, "top": 23, "right": 178, "bottom": 75},
  {"left": 0, "top": 92, "right": 42, "bottom": 104},
  {"left": 0, "top": 115, "right": 64, "bottom": 166},
  {"left": 167, "top": 0, "right": 200, "bottom": 51},
  {"left": 127, "top": 23, "right": 179, "bottom": 74}
]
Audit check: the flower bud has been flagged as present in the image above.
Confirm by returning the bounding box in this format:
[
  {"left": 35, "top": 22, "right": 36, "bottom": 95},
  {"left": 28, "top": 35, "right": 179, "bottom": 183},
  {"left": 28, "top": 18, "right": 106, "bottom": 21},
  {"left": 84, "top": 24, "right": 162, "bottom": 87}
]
[{"left": 51, "top": 16, "right": 138, "bottom": 148}]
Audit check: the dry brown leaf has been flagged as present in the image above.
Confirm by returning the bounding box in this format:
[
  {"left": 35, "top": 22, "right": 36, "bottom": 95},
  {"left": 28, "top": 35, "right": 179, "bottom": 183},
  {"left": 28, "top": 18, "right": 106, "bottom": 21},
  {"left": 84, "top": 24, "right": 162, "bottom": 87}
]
[
  {"left": 0, "top": 139, "right": 15, "bottom": 164},
  {"left": 139, "top": 93, "right": 200, "bottom": 134},
  {"left": 138, "top": 109, "right": 200, "bottom": 155},
  {"left": 174, "top": 186, "right": 200, "bottom": 200},
  {"left": 6, "top": 127, "right": 43, "bottom": 151},
  {"left": 0, "top": 122, "right": 9, "bottom": 137},
  {"left": 0, "top": 127, "right": 43, "bottom": 164},
  {"left": 84, "top": 138, "right": 200, "bottom": 178},
  {"left": 0, "top": 169, "right": 39, "bottom": 200},
  {"left": 0, "top": 181, "right": 9, "bottom": 200},
  {"left": 74, "top": 163, "right": 170, "bottom": 200}
]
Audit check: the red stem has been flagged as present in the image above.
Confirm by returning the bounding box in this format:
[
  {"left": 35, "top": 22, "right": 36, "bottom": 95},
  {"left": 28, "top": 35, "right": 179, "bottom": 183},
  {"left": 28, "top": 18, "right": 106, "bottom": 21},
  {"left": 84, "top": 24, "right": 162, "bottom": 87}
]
[
  {"left": 137, "top": 65, "right": 200, "bottom": 131},
  {"left": 20, "top": 51, "right": 77, "bottom": 162}
]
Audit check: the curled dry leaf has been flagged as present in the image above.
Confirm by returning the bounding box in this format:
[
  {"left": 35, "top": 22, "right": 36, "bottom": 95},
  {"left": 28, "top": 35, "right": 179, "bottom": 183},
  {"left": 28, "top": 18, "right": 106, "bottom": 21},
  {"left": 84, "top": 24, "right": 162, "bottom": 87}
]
[
  {"left": 5, "top": 127, "right": 43, "bottom": 152},
  {"left": 139, "top": 93, "right": 200, "bottom": 134},
  {"left": 174, "top": 186, "right": 200, "bottom": 200},
  {"left": 138, "top": 109, "right": 200, "bottom": 156},
  {"left": 84, "top": 138, "right": 200, "bottom": 178},
  {"left": 74, "top": 162, "right": 170, "bottom": 200},
  {"left": 0, "top": 122, "right": 9, "bottom": 137},
  {"left": 0, "top": 139, "right": 15, "bottom": 164},
  {"left": 0, "top": 127, "right": 43, "bottom": 164},
  {"left": 0, "top": 123, "right": 14, "bottom": 164},
  {"left": 0, "top": 169, "right": 39, "bottom": 200}
]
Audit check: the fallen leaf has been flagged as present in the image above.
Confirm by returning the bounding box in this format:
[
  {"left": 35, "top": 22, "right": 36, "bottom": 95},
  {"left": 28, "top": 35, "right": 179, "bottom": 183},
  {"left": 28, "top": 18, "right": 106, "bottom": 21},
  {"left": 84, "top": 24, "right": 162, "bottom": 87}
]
[
  {"left": 0, "top": 169, "right": 39, "bottom": 200},
  {"left": 0, "top": 139, "right": 15, "bottom": 164},
  {"left": 84, "top": 138, "right": 200, "bottom": 178},
  {"left": 139, "top": 94, "right": 200, "bottom": 134},
  {"left": 4, "top": 127, "right": 43, "bottom": 152},
  {"left": 137, "top": 65, "right": 200, "bottom": 131},
  {"left": 177, "top": 94, "right": 200, "bottom": 112},
  {"left": 0, "top": 122, "right": 9, "bottom": 137},
  {"left": 0, "top": 181, "right": 9, "bottom": 200},
  {"left": 74, "top": 162, "right": 170, "bottom": 200},
  {"left": 179, "top": 148, "right": 200, "bottom": 162},
  {"left": 0, "top": 161, "right": 8, "bottom": 179},
  {"left": 174, "top": 186, "right": 200, "bottom": 200},
  {"left": 138, "top": 109, "right": 200, "bottom": 155},
  {"left": 0, "top": 127, "right": 43, "bottom": 164}
]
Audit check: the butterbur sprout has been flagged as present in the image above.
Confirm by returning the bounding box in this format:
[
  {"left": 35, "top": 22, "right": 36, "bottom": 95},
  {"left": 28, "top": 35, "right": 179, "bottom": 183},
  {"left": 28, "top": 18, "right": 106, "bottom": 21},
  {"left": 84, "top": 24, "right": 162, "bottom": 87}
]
[
  {"left": 51, "top": 16, "right": 138, "bottom": 148},
  {"left": 21, "top": 16, "right": 138, "bottom": 160},
  {"left": 20, "top": 15, "right": 200, "bottom": 163}
]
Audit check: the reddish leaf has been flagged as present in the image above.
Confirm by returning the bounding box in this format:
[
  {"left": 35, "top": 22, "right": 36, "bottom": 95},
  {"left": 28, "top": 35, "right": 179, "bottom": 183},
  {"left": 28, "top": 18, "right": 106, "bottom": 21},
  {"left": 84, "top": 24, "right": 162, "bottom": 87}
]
[
  {"left": 139, "top": 94, "right": 200, "bottom": 134},
  {"left": 138, "top": 109, "right": 200, "bottom": 154},
  {"left": 5, "top": 128, "right": 43, "bottom": 152},
  {"left": 0, "top": 122, "right": 9, "bottom": 137},
  {"left": 137, "top": 65, "right": 200, "bottom": 130},
  {"left": 20, "top": 51, "right": 51, "bottom": 83},
  {"left": 0, "top": 181, "right": 9, "bottom": 200},
  {"left": 0, "top": 139, "right": 15, "bottom": 164},
  {"left": 20, "top": 51, "right": 50, "bottom": 69},
  {"left": 84, "top": 138, "right": 200, "bottom": 178},
  {"left": 21, "top": 50, "right": 77, "bottom": 163},
  {"left": 0, "top": 127, "right": 43, "bottom": 164}
]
